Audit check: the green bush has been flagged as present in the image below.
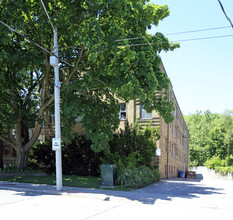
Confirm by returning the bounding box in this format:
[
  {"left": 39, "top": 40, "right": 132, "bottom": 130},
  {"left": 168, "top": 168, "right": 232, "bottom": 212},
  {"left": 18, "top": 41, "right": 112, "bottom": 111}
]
[
  {"left": 205, "top": 156, "right": 233, "bottom": 174},
  {"left": 28, "top": 136, "right": 102, "bottom": 176},
  {"left": 226, "top": 155, "right": 233, "bottom": 166},
  {"left": 205, "top": 156, "right": 225, "bottom": 169},
  {"left": 215, "top": 166, "right": 233, "bottom": 173},
  {"left": 117, "top": 166, "right": 160, "bottom": 188},
  {"left": 101, "top": 121, "right": 159, "bottom": 169}
]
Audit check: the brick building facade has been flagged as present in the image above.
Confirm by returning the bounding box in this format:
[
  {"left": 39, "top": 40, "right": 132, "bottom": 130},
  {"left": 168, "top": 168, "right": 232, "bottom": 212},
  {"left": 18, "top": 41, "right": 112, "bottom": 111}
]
[{"left": 117, "top": 64, "right": 189, "bottom": 179}]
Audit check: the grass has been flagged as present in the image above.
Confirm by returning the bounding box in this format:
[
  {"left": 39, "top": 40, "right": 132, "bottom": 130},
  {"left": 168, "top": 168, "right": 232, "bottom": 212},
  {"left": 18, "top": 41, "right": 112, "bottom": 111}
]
[
  {"left": 0, "top": 174, "right": 101, "bottom": 189},
  {"left": 0, "top": 174, "right": 132, "bottom": 191}
]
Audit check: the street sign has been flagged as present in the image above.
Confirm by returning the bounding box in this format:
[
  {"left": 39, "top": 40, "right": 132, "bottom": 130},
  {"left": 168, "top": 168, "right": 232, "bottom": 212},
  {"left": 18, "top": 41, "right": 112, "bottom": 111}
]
[{"left": 52, "top": 138, "right": 61, "bottom": 151}]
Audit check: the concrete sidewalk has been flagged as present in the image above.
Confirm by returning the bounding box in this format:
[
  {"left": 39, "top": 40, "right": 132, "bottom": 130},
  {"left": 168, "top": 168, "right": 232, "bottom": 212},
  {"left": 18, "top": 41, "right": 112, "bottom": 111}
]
[{"left": 0, "top": 178, "right": 233, "bottom": 220}]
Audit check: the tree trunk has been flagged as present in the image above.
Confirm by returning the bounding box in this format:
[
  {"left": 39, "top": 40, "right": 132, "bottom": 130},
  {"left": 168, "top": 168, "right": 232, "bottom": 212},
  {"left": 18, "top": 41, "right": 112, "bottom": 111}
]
[
  {"left": 17, "top": 148, "right": 29, "bottom": 170},
  {"left": 15, "top": 119, "right": 42, "bottom": 170}
]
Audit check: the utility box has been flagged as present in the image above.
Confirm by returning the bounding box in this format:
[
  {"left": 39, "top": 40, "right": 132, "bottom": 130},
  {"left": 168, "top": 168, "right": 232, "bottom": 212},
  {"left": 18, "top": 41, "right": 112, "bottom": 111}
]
[{"left": 101, "top": 164, "right": 117, "bottom": 187}]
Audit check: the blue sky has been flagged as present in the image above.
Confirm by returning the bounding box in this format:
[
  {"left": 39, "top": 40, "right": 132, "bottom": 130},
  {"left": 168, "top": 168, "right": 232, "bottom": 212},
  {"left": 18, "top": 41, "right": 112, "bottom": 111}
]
[{"left": 148, "top": 0, "right": 233, "bottom": 115}]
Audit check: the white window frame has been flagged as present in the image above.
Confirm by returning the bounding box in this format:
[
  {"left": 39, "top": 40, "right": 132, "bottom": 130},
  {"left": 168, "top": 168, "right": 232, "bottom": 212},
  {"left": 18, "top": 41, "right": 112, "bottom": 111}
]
[{"left": 119, "top": 103, "right": 126, "bottom": 120}]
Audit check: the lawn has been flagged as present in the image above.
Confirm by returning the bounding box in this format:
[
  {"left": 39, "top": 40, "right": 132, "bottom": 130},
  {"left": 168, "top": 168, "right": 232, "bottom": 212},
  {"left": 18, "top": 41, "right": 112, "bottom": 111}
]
[
  {"left": 0, "top": 174, "right": 101, "bottom": 189},
  {"left": 0, "top": 174, "right": 131, "bottom": 191}
]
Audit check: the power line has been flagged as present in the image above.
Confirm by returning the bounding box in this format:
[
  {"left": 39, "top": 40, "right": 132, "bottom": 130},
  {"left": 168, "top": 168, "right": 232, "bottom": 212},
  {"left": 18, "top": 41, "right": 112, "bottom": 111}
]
[
  {"left": 0, "top": 19, "right": 106, "bottom": 86},
  {"left": 40, "top": 0, "right": 55, "bottom": 30},
  {"left": 39, "top": 0, "right": 106, "bottom": 86},
  {"left": 218, "top": 0, "right": 233, "bottom": 29},
  {"left": 165, "top": 25, "right": 231, "bottom": 36},
  {"left": 0, "top": 20, "right": 52, "bottom": 56},
  {"left": 116, "top": 25, "right": 232, "bottom": 42},
  {"left": 117, "top": 34, "right": 233, "bottom": 48},
  {"left": 177, "top": 34, "right": 233, "bottom": 42}
]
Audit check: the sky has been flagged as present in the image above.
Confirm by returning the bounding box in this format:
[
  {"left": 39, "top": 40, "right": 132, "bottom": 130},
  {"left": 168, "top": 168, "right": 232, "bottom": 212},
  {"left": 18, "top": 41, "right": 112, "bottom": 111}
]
[{"left": 148, "top": 0, "right": 233, "bottom": 115}]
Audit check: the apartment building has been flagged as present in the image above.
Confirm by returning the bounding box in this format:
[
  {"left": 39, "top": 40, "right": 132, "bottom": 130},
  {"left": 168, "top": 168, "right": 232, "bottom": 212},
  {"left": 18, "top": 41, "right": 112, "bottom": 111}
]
[{"left": 117, "top": 64, "right": 189, "bottom": 179}]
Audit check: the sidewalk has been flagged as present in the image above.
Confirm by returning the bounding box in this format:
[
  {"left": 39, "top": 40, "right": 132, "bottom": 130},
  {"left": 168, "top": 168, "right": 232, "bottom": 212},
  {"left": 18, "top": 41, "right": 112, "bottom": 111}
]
[{"left": 1, "top": 178, "right": 233, "bottom": 220}]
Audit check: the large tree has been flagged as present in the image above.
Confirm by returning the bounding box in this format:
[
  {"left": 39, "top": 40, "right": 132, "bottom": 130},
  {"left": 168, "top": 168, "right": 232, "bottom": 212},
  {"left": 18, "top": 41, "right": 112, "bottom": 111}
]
[
  {"left": 185, "top": 110, "right": 233, "bottom": 166},
  {"left": 0, "top": 0, "right": 178, "bottom": 169}
]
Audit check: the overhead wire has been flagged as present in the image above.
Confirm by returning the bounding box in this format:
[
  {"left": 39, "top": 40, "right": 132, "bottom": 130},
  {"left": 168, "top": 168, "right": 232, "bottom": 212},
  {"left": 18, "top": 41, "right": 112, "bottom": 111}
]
[
  {"left": 1, "top": 6, "right": 233, "bottom": 69},
  {"left": 39, "top": 0, "right": 106, "bottom": 86},
  {"left": 117, "top": 33, "right": 233, "bottom": 48},
  {"left": 40, "top": 0, "right": 55, "bottom": 31},
  {"left": 116, "top": 25, "right": 232, "bottom": 42},
  {"left": 218, "top": 0, "right": 233, "bottom": 29},
  {"left": 0, "top": 20, "right": 106, "bottom": 86}
]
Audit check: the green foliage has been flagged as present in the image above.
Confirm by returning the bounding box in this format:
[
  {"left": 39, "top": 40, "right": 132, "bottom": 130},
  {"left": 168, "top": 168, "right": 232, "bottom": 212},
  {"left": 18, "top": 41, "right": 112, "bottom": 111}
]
[
  {"left": 214, "top": 166, "right": 233, "bottom": 174},
  {"left": 117, "top": 166, "right": 160, "bottom": 188},
  {"left": 28, "top": 136, "right": 102, "bottom": 176},
  {"left": 28, "top": 142, "right": 55, "bottom": 174},
  {"left": 185, "top": 110, "right": 233, "bottom": 166},
  {"left": 226, "top": 155, "right": 233, "bottom": 166},
  {"left": 205, "top": 156, "right": 226, "bottom": 170},
  {"left": 101, "top": 121, "right": 160, "bottom": 169},
  {"left": 0, "top": 0, "right": 177, "bottom": 169},
  {"left": 1, "top": 165, "right": 41, "bottom": 173},
  {"left": 205, "top": 155, "right": 233, "bottom": 174},
  {"left": 62, "top": 136, "right": 102, "bottom": 176}
]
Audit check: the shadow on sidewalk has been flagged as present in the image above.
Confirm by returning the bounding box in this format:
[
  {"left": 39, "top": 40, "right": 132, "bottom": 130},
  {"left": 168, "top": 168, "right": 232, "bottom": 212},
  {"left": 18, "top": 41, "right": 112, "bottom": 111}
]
[{"left": 0, "top": 178, "right": 224, "bottom": 205}]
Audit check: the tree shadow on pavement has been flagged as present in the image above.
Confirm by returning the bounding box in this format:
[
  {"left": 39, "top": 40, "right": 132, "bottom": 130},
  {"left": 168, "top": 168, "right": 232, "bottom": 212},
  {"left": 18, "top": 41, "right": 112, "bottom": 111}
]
[
  {"left": 86, "top": 178, "right": 225, "bottom": 205},
  {"left": 0, "top": 178, "right": 225, "bottom": 205}
]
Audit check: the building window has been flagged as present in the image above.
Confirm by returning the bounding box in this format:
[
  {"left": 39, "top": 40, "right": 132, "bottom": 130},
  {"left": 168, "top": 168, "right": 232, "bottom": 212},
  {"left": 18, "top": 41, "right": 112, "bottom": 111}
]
[
  {"left": 140, "top": 105, "right": 152, "bottom": 119},
  {"left": 119, "top": 103, "right": 126, "bottom": 120},
  {"left": 174, "top": 107, "right": 177, "bottom": 118},
  {"left": 174, "top": 127, "right": 177, "bottom": 138}
]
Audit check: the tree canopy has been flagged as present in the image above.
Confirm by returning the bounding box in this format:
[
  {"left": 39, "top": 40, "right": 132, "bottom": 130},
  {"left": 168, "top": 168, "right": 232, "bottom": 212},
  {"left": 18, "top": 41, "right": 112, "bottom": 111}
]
[
  {"left": 184, "top": 110, "right": 233, "bottom": 167},
  {"left": 0, "top": 0, "right": 178, "bottom": 169}
]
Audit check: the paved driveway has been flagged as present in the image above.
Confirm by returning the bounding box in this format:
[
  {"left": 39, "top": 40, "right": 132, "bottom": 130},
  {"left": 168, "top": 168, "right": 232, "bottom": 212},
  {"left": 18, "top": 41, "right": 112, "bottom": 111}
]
[{"left": 0, "top": 178, "right": 232, "bottom": 219}]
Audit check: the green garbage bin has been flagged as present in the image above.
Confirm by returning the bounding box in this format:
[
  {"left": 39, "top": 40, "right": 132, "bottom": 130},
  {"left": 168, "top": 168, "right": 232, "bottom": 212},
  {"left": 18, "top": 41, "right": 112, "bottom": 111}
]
[{"left": 101, "top": 164, "right": 117, "bottom": 187}]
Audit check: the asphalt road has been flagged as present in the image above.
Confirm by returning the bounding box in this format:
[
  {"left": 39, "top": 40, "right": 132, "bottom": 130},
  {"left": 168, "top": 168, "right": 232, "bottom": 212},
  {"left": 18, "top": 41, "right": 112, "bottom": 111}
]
[{"left": 0, "top": 178, "right": 232, "bottom": 220}]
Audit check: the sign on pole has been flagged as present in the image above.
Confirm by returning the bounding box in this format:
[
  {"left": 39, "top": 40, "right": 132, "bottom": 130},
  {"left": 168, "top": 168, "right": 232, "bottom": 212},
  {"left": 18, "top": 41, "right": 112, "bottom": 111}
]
[{"left": 52, "top": 138, "right": 61, "bottom": 151}]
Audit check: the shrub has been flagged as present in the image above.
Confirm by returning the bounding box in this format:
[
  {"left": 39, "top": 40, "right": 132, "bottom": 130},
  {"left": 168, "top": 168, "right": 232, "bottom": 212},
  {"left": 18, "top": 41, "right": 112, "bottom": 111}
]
[
  {"left": 205, "top": 156, "right": 225, "bottom": 169},
  {"left": 101, "top": 121, "right": 159, "bottom": 169},
  {"left": 117, "top": 166, "right": 160, "bottom": 188},
  {"left": 205, "top": 156, "right": 233, "bottom": 174},
  {"left": 215, "top": 166, "right": 233, "bottom": 173},
  {"left": 226, "top": 155, "right": 233, "bottom": 166},
  {"left": 28, "top": 136, "right": 102, "bottom": 176},
  {"left": 28, "top": 142, "right": 55, "bottom": 174}
]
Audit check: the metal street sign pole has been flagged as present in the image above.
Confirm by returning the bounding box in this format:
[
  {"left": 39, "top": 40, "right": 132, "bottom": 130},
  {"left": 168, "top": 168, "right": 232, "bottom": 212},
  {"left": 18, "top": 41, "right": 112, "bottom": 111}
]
[{"left": 51, "top": 28, "right": 63, "bottom": 191}]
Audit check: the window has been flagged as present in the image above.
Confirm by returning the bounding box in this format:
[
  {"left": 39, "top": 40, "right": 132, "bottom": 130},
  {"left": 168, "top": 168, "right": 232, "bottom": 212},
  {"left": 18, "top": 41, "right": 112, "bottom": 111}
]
[
  {"left": 140, "top": 105, "right": 152, "bottom": 119},
  {"left": 119, "top": 103, "right": 126, "bottom": 120},
  {"left": 174, "top": 127, "right": 177, "bottom": 138}
]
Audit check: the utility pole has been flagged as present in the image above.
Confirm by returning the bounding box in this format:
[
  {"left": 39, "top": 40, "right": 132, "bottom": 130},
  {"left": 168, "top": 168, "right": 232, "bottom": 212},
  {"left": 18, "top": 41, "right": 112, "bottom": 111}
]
[{"left": 50, "top": 28, "right": 63, "bottom": 191}]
